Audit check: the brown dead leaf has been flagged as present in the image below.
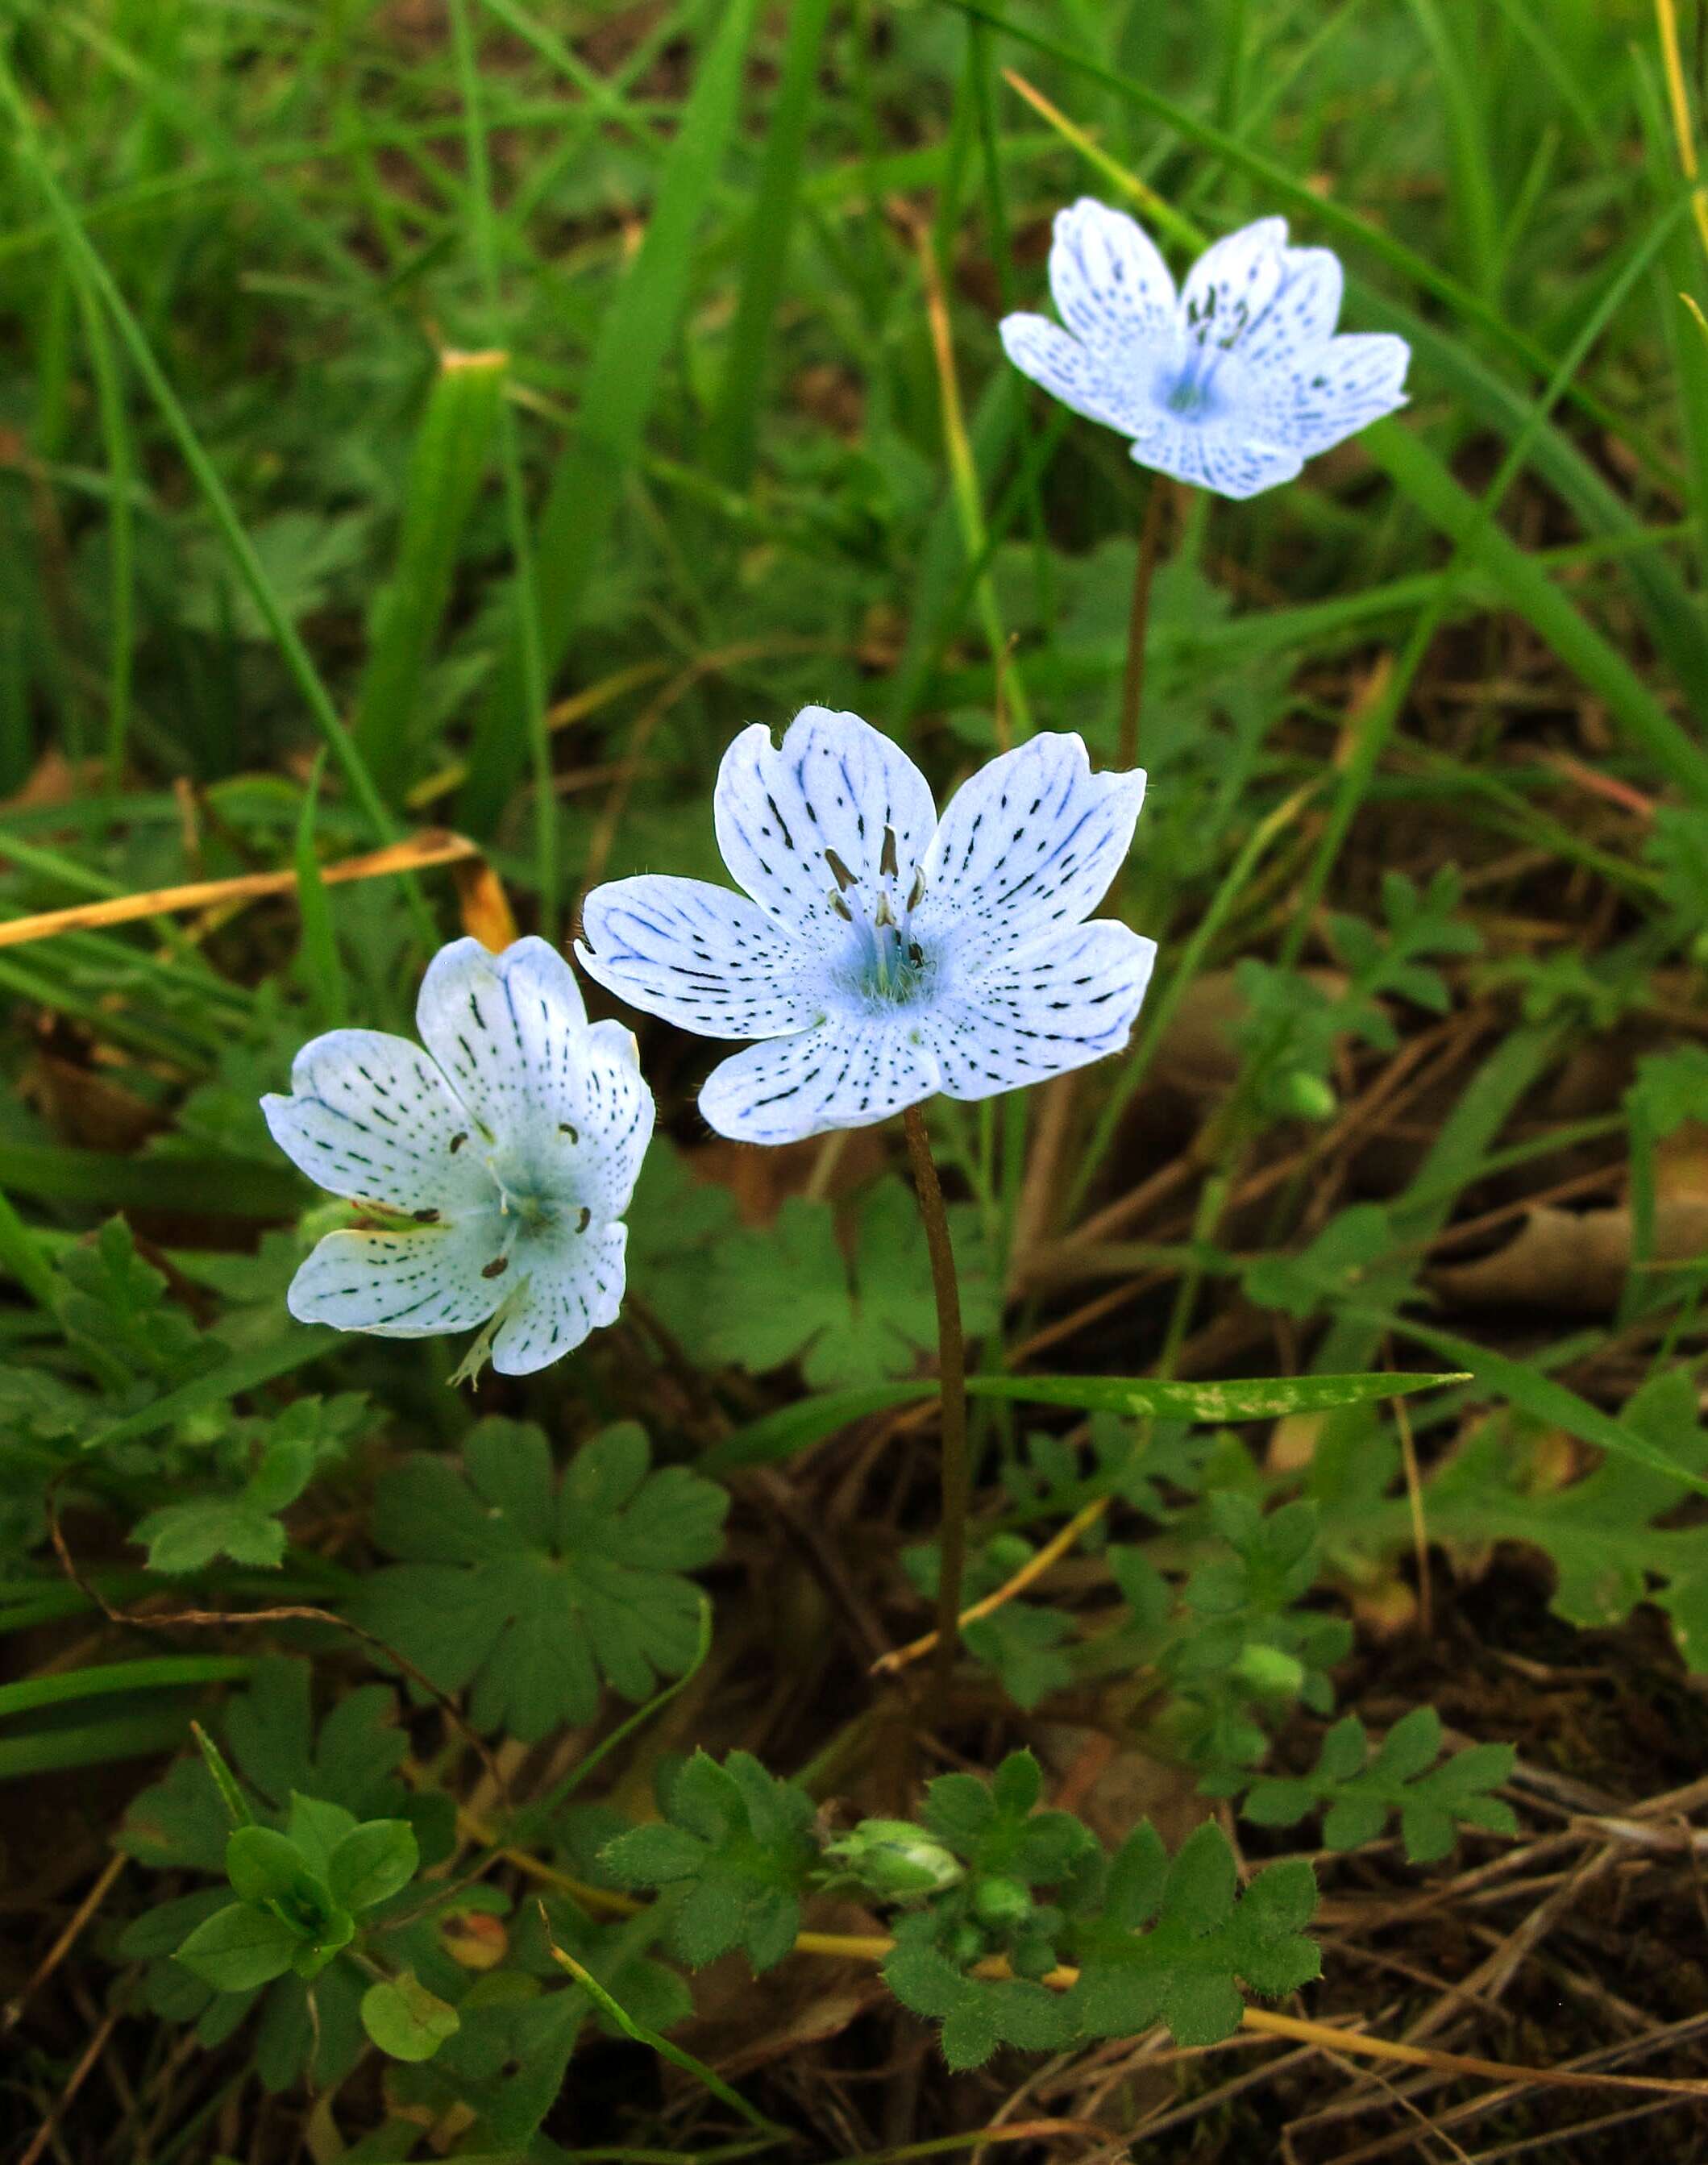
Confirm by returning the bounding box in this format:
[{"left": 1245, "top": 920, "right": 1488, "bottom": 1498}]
[
  {"left": 451, "top": 853, "right": 518, "bottom": 952},
  {"left": 1031, "top": 1722, "right": 1206, "bottom": 1851},
  {"left": 19, "top": 1053, "right": 161, "bottom": 1153},
  {"left": 1431, "top": 1199, "right": 1708, "bottom": 1315}
]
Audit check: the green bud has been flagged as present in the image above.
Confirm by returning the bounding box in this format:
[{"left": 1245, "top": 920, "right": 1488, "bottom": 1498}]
[
  {"left": 824, "top": 1820, "right": 964, "bottom": 1897},
  {"left": 970, "top": 1875, "right": 1033, "bottom": 1929},
  {"left": 947, "top": 1923, "right": 987, "bottom": 1967},
  {"left": 1232, "top": 1643, "right": 1306, "bottom": 1698},
  {"left": 1271, "top": 1069, "right": 1337, "bottom": 1122}
]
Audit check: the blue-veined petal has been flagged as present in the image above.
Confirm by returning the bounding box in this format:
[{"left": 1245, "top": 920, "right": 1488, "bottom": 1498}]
[
  {"left": 551, "top": 1020, "right": 655, "bottom": 1224},
  {"left": 699, "top": 1016, "right": 939, "bottom": 1144},
  {"left": 576, "top": 874, "right": 826, "bottom": 1040},
  {"left": 491, "top": 1222, "right": 628, "bottom": 1376},
  {"left": 1265, "top": 332, "right": 1411, "bottom": 457},
  {"left": 416, "top": 936, "right": 589, "bottom": 1154},
  {"left": 1179, "top": 217, "right": 1290, "bottom": 351},
  {"left": 1128, "top": 417, "right": 1303, "bottom": 500},
  {"left": 999, "top": 314, "right": 1156, "bottom": 438},
  {"left": 287, "top": 1216, "right": 505, "bottom": 1337},
  {"left": 928, "top": 921, "right": 1157, "bottom": 1099},
  {"left": 1238, "top": 245, "right": 1344, "bottom": 368},
  {"left": 915, "top": 734, "right": 1146, "bottom": 968},
  {"left": 261, "top": 1029, "right": 488, "bottom": 1213},
  {"left": 1048, "top": 197, "right": 1176, "bottom": 355},
  {"left": 713, "top": 709, "right": 937, "bottom": 937}
]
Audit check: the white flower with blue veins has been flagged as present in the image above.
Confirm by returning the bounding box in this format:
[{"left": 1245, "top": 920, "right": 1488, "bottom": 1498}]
[
  {"left": 262, "top": 937, "right": 652, "bottom": 1377},
  {"left": 575, "top": 707, "right": 1156, "bottom": 1147},
  {"left": 999, "top": 199, "right": 1410, "bottom": 500}
]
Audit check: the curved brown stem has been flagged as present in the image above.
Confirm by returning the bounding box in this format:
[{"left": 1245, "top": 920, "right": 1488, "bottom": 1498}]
[
  {"left": 1116, "top": 475, "right": 1167, "bottom": 771},
  {"left": 900, "top": 1101, "right": 969, "bottom": 1722}
]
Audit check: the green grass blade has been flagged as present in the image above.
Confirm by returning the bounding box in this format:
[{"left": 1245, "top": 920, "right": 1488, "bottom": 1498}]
[
  {"left": 293, "top": 756, "right": 347, "bottom": 1032},
  {"left": 1365, "top": 422, "right": 1708, "bottom": 804},
  {"left": 0, "top": 63, "right": 401, "bottom": 855},
  {"left": 0, "top": 1656, "right": 252, "bottom": 1725},
  {"left": 352, "top": 348, "right": 507, "bottom": 805},
  {"left": 708, "top": 0, "right": 834, "bottom": 488},
  {"left": 457, "top": 0, "right": 761, "bottom": 837}
]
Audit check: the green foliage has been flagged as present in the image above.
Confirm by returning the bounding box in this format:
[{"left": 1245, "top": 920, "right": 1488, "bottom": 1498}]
[
  {"left": 132, "top": 1393, "right": 366, "bottom": 1572},
  {"left": 1145, "top": 1497, "right": 1350, "bottom": 1779},
  {"left": 118, "top": 1658, "right": 455, "bottom": 2089},
  {"left": 1243, "top": 1708, "right": 1517, "bottom": 1863},
  {"left": 634, "top": 1163, "right": 998, "bottom": 1390},
  {"left": 354, "top": 1419, "right": 727, "bottom": 1740},
  {"left": 602, "top": 1750, "right": 818, "bottom": 1972},
  {"left": 1062, "top": 1822, "right": 1320, "bottom": 2048},
  {"left": 875, "top": 1752, "right": 1319, "bottom": 2070},
  {"left": 1230, "top": 871, "right": 1479, "bottom": 1120},
  {"left": 1315, "top": 1370, "right": 1708, "bottom": 1676}
]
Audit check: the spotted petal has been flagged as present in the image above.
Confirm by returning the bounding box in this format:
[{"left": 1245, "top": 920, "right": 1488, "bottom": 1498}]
[
  {"left": 1048, "top": 197, "right": 1177, "bottom": 355},
  {"left": 927, "top": 921, "right": 1157, "bottom": 1100},
  {"left": 576, "top": 875, "right": 825, "bottom": 1041},
  {"left": 416, "top": 936, "right": 590, "bottom": 1156},
  {"left": 491, "top": 1222, "right": 628, "bottom": 1377},
  {"left": 1264, "top": 332, "right": 1410, "bottom": 456},
  {"left": 915, "top": 734, "right": 1147, "bottom": 968},
  {"left": 713, "top": 709, "right": 937, "bottom": 938},
  {"left": 1127, "top": 417, "right": 1303, "bottom": 500},
  {"left": 287, "top": 1216, "right": 505, "bottom": 1338},
  {"left": 555, "top": 1020, "right": 655, "bottom": 1223},
  {"left": 1179, "top": 217, "right": 1290, "bottom": 352},
  {"left": 262, "top": 1029, "right": 488, "bottom": 1213},
  {"left": 999, "top": 314, "right": 1155, "bottom": 438},
  {"left": 1238, "top": 245, "right": 1344, "bottom": 368},
  {"left": 698, "top": 1016, "right": 939, "bottom": 1145}
]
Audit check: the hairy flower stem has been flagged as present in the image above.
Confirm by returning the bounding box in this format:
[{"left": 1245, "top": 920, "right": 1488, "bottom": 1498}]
[
  {"left": 901, "top": 1102, "right": 970, "bottom": 1722},
  {"left": 1116, "top": 475, "right": 1166, "bottom": 771}
]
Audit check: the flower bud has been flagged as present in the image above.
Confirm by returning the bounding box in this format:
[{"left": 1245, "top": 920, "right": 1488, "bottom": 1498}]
[
  {"left": 1232, "top": 1642, "right": 1306, "bottom": 1698},
  {"left": 1271, "top": 1069, "right": 1336, "bottom": 1122},
  {"left": 824, "top": 1819, "right": 964, "bottom": 1897},
  {"left": 970, "top": 1874, "right": 1033, "bottom": 1929}
]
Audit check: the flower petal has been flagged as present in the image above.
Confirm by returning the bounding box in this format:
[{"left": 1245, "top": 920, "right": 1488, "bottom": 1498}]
[
  {"left": 556, "top": 1020, "right": 655, "bottom": 1223},
  {"left": 698, "top": 1017, "right": 938, "bottom": 1144},
  {"left": 915, "top": 734, "right": 1146, "bottom": 966},
  {"left": 1127, "top": 418, "right": 1303, "bottom": 500},
  {"left": 1047, "top": 197, "right": 1176, "bottom": 355},
  {"left": 576, "top": 874, "right": 825, "bottom": 1040},
  {"left": 999, "top": 313, "right": 1153, "bottom": 438},
  {"left": 261, "top": 1029, "right": 488, "bottom": 1212},
  {"left": 1179, "top": 217, "right": 1290, "bottom": 351},
  {"left": 287, "top": 1217, "right": 505, "bottom": 1337},
  {"left": 926, "top": 921, "right": 1157, "bottom": 1100},
  {"left": 1265, "top": 331, "right": 1410, "bottom": 456},
  {"left": 416, "top": 936, "right": 589, "bottom": 1152},
  {"left": 713, "top": 708, "right": 937, "bottom": 937},
  {"left": 492, "top": 1223, "right": 628, "bottom": 1376},
  {"left": 1238, "top": 245, "right": 1344, "bottom": 368}
]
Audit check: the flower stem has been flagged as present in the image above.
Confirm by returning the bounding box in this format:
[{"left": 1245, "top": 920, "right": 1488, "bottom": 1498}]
[
  {"left": 900, "top": 1100, "right": 970, "bottom": 1719},
  {"left": 1116, "top": 474, "right": 1167, "bottom": 771}
]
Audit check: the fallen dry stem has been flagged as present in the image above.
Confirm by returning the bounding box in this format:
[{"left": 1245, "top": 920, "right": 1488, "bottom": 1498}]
[
  {"left": 459, "top": 1811, "right": 1708, "bottom": 2104},
  {"left": 0, "top": 828, "right": 480, "bottom": 949}
]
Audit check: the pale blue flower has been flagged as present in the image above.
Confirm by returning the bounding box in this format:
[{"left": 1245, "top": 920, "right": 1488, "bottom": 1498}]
[
  {"left": 576, "top": 708, "right": 1155, "bottom": 1146},
  {"left": 999, "top": 199, "right": 1410, "bottom": 499},
  {"left": 262, "top": 937, "right": 652, "bottom": 1376}
]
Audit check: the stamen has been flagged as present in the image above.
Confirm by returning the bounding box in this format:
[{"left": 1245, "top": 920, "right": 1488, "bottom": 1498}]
[
  {"left": 824, "top": 847, "right": 857, "bottom": 893},
  {"left": 830, "top": 891, "right": 854, "bottom": 922},
  {"left": 481, "top": 1255, "right": 509, "bottom": 1279},
  {"left": 880, "top": 825, "right": 899, "bottom": 878}
]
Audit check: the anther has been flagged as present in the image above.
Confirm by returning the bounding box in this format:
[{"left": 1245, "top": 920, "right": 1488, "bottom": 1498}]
[
  {"left": 824, "top": 847, "right": 856, "bottom": 893},
  {"left": 880, "top": 825, "right": 900, "bottom": 878}
]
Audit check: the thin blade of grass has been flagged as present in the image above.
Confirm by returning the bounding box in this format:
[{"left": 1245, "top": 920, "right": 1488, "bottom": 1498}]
[
  {"left": 457, "top": 0, "right": 761, "bottom": 837},
  {"left": 353, "top": 348, "right": 507, "bottom": 806}
]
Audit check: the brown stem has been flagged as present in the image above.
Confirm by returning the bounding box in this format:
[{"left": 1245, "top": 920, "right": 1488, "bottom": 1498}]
[
  {"left": 1116, "top": 475, "right": 1167, "bottom": 771},
  {"left": 900, "top": 1101, "right": 970, "bottom": 1722}
]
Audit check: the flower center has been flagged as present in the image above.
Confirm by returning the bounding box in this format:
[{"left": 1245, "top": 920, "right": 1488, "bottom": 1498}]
[{"left": 825, "top": 833, "right": 934, "bottom": 1009}]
